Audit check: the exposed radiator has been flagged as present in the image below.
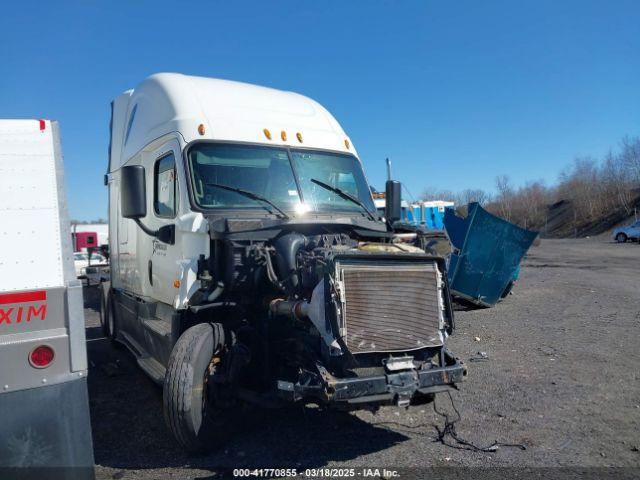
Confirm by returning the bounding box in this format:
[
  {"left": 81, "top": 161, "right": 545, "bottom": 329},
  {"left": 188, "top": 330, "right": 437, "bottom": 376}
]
[{"left": 336, "top": 259, "right": 444, "bottom": 354}]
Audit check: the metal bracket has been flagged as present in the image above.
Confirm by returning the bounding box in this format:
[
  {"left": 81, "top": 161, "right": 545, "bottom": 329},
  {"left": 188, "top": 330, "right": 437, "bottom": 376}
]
[{"left": 387, "top": 370, "right": 419, "bottom": 407}]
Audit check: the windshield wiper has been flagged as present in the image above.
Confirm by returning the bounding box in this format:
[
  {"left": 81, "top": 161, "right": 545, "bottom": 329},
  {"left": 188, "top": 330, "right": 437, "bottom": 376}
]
[
  {"left": 310, "top": 178, "right": 377, "bottom": 222},
  {"left": 204, "top": 183, "right": 290, "bottom": 219}
]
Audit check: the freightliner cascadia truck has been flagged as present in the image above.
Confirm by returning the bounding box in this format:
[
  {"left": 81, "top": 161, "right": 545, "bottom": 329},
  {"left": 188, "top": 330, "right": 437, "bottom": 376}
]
[
  {"left": 0, "top": 120, "right": 94, "bottom": 477},
  {"left": 102, "top": 73, "right": 465, "bottom": 451}
]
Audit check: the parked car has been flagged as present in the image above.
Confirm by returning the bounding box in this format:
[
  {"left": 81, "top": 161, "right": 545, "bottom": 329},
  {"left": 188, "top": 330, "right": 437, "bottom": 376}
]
[
  {"left": 612, "top": 221, "right": 640, "bottom": 243},
  {"left": 74, "top": 251, "right": 108, "bottom": 285},
  {"left": 73, "top": 252, "right": 106, "bottom": 275}
]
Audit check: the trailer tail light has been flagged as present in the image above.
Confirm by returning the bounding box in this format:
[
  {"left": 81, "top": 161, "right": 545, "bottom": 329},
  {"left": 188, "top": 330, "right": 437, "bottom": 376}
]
[{"left": 29, "top": 345, "right": 55, "bottom": 368}]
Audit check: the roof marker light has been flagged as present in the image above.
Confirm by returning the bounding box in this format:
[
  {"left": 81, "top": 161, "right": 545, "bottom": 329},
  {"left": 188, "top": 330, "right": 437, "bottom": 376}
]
[
  {"left": 296, "top": 132, "right": 303, "bottom": 143},
  {"left": 344, "top": 139, "right": 350, "bottom": 149},
  {"left": 198, "top": 124, "right": 206, "bottom": 136},
  {"left": 174, "top": 280, "right": 181, "bottom": 289},
  {"left": 263, "top": 128, "right": 272, "bottom": 140},
  {"left": 281, "top": 131, "right": 287, "bottom": 141}
]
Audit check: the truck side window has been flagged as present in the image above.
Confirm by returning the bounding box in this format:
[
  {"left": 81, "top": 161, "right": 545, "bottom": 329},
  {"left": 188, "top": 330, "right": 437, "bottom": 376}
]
[{"left": 154, "top": 153, "right": 177, "bottom": 218}]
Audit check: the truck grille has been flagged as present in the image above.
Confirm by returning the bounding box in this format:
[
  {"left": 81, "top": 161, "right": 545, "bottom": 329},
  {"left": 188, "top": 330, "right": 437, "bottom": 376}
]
[{"left": 337, "top": 259, "right": 444, "bottom": 354}]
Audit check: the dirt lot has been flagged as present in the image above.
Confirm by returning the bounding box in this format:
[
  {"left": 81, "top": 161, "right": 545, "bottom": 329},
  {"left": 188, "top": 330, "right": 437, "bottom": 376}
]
[{"left": 84, "top": 239, "right": 640, "bottom": 479}]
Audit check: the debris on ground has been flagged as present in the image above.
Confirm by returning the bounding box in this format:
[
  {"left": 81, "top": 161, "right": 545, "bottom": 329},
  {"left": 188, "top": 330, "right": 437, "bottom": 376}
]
[
  {"left": 433, "top": 392, "right": 527, "bottom": 453},
  {"left": 469, "top": 351, "right": 489, "bottom": 362}
]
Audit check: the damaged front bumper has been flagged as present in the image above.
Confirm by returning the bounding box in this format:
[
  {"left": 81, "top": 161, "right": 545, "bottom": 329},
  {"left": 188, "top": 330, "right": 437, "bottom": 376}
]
[{"left": 277, "top": 350, "right": 466, "bottom": 407}]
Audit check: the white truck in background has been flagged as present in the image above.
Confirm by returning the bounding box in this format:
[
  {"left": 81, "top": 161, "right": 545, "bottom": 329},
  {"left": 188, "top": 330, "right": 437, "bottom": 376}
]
[
  {"left": 103, "top": 73, "right": 464, "bottom": 452},
  {"left": 0, "top": 120, "right": 94, "bottom": 477}
]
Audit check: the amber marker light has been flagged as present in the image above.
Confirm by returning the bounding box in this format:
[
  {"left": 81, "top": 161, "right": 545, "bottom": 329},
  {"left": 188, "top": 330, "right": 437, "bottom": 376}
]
[
  {"left": 344, "top": 139, "right": 350, "bottom": 149},
  {"left": 281, "top": 131, "right": 287, "bottom": 141},
  {"left": 173, "top": 280, "right": 181, "bottom": 289},
  {"left": 198, "top": 124, "right": 206, "bottom": 135},
  {"left": 263, "top": 128, "right": 272, "bottom": 140},
  {"left": 296, "top": 132, "right": 303, "bottom": 143}
]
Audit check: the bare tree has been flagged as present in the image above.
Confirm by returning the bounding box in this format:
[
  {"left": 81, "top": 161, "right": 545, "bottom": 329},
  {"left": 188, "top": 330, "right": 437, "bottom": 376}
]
[
  {"left": 421, "top": 187, "right": 459, "bottom": 204},
  {"left": 620, "top": 136, "right": 640, "bottom": 184},
  {"left": 419, "top": 136, "right": 640, "bottom": 233},
  {"left": 460, "top": 189, "right": 491, "bottom": 206},
  {"left": 494, "top": 175, "right": 513, "bottom": 221}
]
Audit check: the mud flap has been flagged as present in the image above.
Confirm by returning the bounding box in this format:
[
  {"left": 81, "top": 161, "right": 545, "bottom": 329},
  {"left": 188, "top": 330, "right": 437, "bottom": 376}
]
[{"left": 0, "top": 377, "right": 94, "bottom": 479}]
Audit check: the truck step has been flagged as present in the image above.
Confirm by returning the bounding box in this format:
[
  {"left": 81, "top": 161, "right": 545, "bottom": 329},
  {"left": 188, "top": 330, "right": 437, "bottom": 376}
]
[
  {"left": 137, "top": 356, "right": 166, "bottom": 385},
  {"left": 142, "top": 318, "right": 172, "bottom": 338}
]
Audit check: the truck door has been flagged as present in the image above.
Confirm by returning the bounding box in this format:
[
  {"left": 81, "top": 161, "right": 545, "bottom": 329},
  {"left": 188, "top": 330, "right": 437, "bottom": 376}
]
[{"left": 145, "top": 140, "right": 181, "bottom": 305}]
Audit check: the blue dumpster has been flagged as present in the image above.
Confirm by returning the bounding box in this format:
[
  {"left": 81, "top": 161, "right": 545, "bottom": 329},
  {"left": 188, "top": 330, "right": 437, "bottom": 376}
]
[{"left": 444, "top": 202, "right": 538, "bottom": 307}]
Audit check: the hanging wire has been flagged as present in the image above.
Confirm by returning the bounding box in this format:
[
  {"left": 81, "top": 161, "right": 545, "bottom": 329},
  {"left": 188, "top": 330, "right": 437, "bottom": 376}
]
[{"left": 432, "top": 391, "right": 527, "bottom": 452}]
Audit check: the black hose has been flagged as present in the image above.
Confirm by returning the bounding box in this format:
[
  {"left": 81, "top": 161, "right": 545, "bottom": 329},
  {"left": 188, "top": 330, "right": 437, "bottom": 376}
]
[{"left": 273, "top": 233, "right": 306, "bottom": 290}]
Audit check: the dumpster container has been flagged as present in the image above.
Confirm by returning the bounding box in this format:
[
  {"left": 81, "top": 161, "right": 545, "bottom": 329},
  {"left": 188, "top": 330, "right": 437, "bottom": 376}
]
[{"left": 444, "top": 202, "right": 538, "bottom": 307}]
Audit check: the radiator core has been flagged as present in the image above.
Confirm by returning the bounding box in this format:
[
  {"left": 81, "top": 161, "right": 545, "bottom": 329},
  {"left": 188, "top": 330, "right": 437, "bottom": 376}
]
[{"left": 336, "top": 259, "right": 444, "bottom": 354}]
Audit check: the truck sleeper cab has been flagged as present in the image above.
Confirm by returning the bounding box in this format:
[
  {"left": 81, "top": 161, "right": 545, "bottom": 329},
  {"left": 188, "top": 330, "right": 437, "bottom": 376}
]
[{"left": 104, "top": 73, "right": 464, "bottom": 451}]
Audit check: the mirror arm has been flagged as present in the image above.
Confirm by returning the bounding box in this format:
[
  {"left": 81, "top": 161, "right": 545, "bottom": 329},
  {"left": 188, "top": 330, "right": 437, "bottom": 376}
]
[
  {"left": 132, "top": 219, "right": 175, "bottom": 245},
  {"left": 133, "top": 218, "right": 158, "bottom": 237}
]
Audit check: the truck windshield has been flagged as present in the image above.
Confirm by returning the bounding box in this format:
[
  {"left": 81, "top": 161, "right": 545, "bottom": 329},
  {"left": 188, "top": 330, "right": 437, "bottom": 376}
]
[
  {"left": 187, "top": 143, "right": 376, "bottom": 216},
  {"left": 289, "top": 149, "right": 375, "bottom": 214},
  {"left": 188, "top": 144, "right": 301, "bottom": 210}
]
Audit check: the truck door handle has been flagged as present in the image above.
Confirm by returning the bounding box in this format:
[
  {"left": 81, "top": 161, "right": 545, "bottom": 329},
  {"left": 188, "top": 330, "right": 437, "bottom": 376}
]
[{"left": 148, "top": 260, "right": 153, "bottom": 286}]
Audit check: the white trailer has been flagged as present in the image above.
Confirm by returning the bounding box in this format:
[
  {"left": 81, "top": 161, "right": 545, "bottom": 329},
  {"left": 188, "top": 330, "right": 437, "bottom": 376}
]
[{"left": 0, "top": 120, "right": 94, "bottom": 476}]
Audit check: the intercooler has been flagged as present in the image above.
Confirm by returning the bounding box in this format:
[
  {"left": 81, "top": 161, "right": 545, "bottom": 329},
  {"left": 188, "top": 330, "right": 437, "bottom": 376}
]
[{"left": 335, "top": 259, "right": 445, "bottom": 354}]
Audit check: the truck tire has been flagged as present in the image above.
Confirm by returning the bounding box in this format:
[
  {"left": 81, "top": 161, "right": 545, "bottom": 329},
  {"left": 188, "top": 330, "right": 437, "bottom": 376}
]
[
  {"left": 98, "top": 282, "right": 111, "bottom": 338},
  {"left": 99, "top": 284, "right": 120, "bottom": 346},
  {"left": 163, "top": 322, "right": 231, "bottom": 452},
  {"left": 106, "top": 295, "right": 118, "bottom": 345},
  {"left": 99, "top": 282, "right": 116, "bottom": 343}
]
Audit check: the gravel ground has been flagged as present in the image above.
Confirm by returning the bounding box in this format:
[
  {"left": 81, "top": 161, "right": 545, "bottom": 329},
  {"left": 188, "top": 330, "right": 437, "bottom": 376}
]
[{"left": 83, "top": 238, "right": 640, "bottom": 479}]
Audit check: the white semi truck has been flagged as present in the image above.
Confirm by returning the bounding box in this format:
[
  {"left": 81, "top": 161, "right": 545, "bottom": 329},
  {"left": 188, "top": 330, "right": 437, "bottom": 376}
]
[
  {"left": 0, "top": 120, "right": 94, "bottom": 476},
  {"left": 103, "top": 73, "right": 464, "bottom": 451}
]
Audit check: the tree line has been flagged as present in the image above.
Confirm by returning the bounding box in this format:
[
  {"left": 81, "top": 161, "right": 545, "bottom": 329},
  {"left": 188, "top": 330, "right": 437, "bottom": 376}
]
[{"left": 421, "top": 135, "right": 640, "bottom": 234}]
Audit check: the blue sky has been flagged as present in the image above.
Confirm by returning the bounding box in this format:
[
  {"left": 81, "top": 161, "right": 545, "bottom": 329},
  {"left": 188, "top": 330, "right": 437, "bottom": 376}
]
[{"left": 1, "top": 1, "right": 638, "bottom": 220}]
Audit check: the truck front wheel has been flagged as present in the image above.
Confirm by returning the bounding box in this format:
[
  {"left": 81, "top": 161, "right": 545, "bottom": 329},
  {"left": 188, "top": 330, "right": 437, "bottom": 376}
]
[{"left": 163, "top": 322, "right": 234, "bottom": 452}]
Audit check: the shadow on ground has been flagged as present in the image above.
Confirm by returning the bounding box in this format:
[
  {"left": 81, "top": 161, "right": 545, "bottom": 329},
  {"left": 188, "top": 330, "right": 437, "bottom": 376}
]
[
  {"left": 87, "top": 336, "right": 409, "bottom": 476},
  {"left": 83, "top": 283, "right": 101, "bottom": 312}
]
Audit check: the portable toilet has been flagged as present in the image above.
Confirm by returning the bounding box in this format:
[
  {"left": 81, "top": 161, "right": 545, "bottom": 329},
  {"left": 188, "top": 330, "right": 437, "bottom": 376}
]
[{"left": 413, "top": 201, "right": 454, "bottom": 230}]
